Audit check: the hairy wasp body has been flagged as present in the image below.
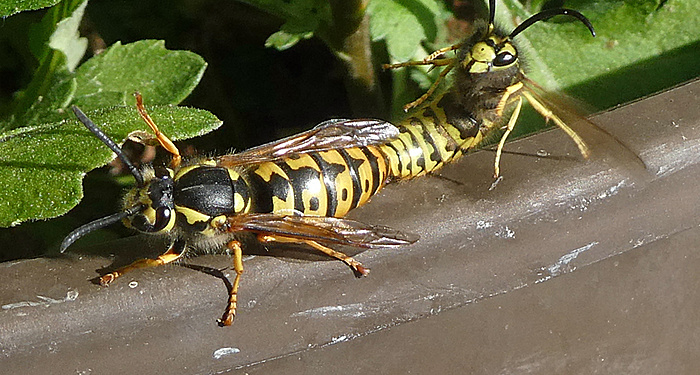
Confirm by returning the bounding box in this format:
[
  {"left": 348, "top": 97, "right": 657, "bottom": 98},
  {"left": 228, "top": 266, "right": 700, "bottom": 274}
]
[{"left": 62, "top": 1, "right": 617, "bottom": 326}]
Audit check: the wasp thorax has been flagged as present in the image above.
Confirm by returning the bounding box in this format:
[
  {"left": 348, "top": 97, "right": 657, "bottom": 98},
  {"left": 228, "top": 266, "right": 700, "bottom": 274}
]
[{"left": 123, "top": 166, "right": 176, "bottom": 234}]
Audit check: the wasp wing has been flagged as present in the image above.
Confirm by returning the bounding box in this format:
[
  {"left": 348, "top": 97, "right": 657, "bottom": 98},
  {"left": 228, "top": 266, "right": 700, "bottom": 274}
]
[
  {"left": 217, "top": 118, "right": 399, "bottom": 167},
  {"left": 522, "top": 78, "right": 648, "bottom": 177},
  {"left": 228, "top": 213, "right": 419, "bottom": 249}
]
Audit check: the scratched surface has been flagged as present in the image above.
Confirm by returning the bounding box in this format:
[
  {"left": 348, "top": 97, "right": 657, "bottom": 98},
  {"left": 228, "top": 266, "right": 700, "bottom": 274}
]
[{"left": 1, "top": 79, "right": 699, "bottom": 373}]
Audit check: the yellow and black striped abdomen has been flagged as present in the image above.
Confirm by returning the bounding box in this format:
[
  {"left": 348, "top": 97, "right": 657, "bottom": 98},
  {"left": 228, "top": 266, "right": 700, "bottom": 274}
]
[
  {"left": 240, "top": 93, "right": 486, "bottom": 219},
  {"left": 243, "top": 145, "right": 391, "bottom": 218},
  {"left": 381, "top": 92, "right": 485, "bottom": 181}
]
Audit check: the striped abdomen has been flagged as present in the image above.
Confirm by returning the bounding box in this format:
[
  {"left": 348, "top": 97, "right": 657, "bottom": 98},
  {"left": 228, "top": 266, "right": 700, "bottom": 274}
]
[
  {"left": 241, "top": 146, "right": 390, "bottom": 218},
  {"left": 239, "top": 93, "right": 486, "bottom": 218},
  {"left": 380, "top": 92, "right": 485, "bottom": 181}
]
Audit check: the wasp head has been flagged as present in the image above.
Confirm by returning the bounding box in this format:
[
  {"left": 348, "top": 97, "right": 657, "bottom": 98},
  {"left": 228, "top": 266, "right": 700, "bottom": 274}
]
[
  {"left": 458, "top": 1, "right": 595, "bottom": 81},
  {"left": 60, "top": 107, "right": 177, "bottom": 253},
  {"left": 121, "top": 166, "right": 176, "bottom": 234}
]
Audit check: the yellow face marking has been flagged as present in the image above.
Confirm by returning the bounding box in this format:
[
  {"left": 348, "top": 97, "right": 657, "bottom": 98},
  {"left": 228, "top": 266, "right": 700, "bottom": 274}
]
[{"left": 470, "top": 41, "right": 496, "bottom": 66}]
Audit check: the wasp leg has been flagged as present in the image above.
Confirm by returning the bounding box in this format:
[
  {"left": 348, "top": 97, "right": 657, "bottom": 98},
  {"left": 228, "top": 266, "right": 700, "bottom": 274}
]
[
  {"left": 218, "top": 240, "right": 244, "bottom": 327},
  {"left": 382, "top": 43, "right": 459, "bottom": 71},
  {"left": 403, "top": 63, "right": 456, "bottom": 112},
  {"left": 494, "top": 96, "right": 523, "bottom": 178},
  {"left": 134, "top": 92, "right": 182, "bottom": 168},
  {"left": 381, "top": 57, "right": 454, "bottom": 71},
  {"left": 422, "top": 43, "right": 461, "bottom": 64},
  {"left": 494, "top": 81, "right": 524, "bottom": 117},
  {"left": 521, "top": 91, "right": 590, "bottom": 159},
  {"left": 100, "top": 238, "right": 187, "bottom": 286},
  {"left": 258, "top": 234, "right": 370, "bottom": 277}
]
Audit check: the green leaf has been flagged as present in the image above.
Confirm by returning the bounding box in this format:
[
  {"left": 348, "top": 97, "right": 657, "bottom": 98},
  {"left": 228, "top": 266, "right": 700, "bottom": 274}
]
[
  {"left": 500, "top": 0, "right": 700, "bottom": 106},
  {"left": 48, "top": 0, "right": 87, "bottom": 71},
  {"left": 368, "top": 0, "right": 450, "bottom": 61},
  {"left": 239, "top": 0, "right": 330, "bottom": 50},
  {"left": 265, "top": 26, "right": 314, "bottom": 51},
  {"left": 0, "top": 105, "right": 222, "bottom": 227},
  {"left": 0, "top": 0, "right": 60, "bottom": 18},
  {"left": 72, "top": 40, "right": 207, "bottom": 108},
  {"left": 9, "top": 0, "right": 88, "bottom": 130}
]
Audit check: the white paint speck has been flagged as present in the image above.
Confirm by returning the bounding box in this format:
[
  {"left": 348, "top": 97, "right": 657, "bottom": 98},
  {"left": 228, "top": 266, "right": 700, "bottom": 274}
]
[
  {"left": 547, "top": 242, "right": 598, "bottom": 276},
  {"left": 2, "top": 290, "right": 79, "bottom": 310},
  {"left": 213, "top": 347, "right": 240, "bottom": 359},
  {"left": 476, "top": 220, "right": 493, "bottom": 230},
  {"left": 292, "top": 303, "right": 375, "bottom": 318},
  {"left": 495, "top": 226, "right": 515, "bottom": 239}
]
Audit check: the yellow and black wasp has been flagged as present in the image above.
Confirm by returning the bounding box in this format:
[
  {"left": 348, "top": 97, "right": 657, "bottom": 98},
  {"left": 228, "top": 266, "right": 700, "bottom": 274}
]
[{"left": 61, "top": 1, "right": 638, "bottom": 326}]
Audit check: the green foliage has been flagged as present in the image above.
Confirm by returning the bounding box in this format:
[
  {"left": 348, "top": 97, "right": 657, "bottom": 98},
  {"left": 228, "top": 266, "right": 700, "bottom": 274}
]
[
  {"left": 501, "top": 0, "right": 700, "bottom": 95},
  {"left": 239, "top": 0, "right": 331, "bottom": 50},
  {"left": 0, "top": 0, "right": 220, "bottom": 228},
  {"left": 368, "top": 0, "right": 451, "bottom": 62},
  {"left": 0, "top": 106, "right": 220, "bottom": 227},
  {"left": 0, "top": 0, "right": 60, "bottom": 18}
]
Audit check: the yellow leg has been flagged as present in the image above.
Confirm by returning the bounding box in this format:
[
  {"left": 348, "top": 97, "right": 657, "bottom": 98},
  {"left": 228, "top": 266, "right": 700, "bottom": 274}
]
[
  {"left": 493, "top": 96, "right": 523, "bottom": 178},
  {"left": 258, "top": 234, "right": 370, "bottom": 277},
  {"left": 494, "top": 81, "right": 524, "bottom": 117},
  {"left": 522, "top": 91, "right": 590, "bottom": 159},
  {"left": 421, "top": 43, "right": 461, "bottom": 63},
  {"left": 218, "top": 240, "right": 244, "bottom": 327},
  {"left": 382, "top": 57, "right": 454, "bottom": 70},
  {"left": 402, "top": 63, "right": 455, "bottom": 112},
  {"left": 100, "top": 239, "right": 187, "bottom": 286},
  {"left": 134, "top": 92, "right": 182, "bottom": 168}
]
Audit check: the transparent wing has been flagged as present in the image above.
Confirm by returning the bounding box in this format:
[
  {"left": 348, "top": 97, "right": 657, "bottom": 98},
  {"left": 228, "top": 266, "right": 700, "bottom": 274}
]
[
  {"left": 522, "top": 78, "right": 648, "bottom": 176},
  {"left": 227, "top": 213, "right": 419, "bottom": 249},
  {"left": 217, "top": 118, "right": 399, "bottom": 167}
]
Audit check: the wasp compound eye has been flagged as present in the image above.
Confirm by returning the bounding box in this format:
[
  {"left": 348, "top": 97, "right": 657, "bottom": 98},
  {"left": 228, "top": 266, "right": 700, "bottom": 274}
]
[
  {"left": 130, "top": 206, "right": 172, "bottom": 233},
  {"left": 153, "top": 206, "right": 172, "bottom": 232},
  {"left": 493, "top": 51, "right": 515, "bottom": 67}
]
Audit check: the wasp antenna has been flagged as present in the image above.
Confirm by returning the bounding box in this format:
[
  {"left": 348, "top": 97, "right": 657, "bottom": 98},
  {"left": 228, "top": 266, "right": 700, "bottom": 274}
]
[
  {"left": 60, "top": 205, "right": 145, "bottom": 253},
  {"left": 488, "top": 0, "right": 496, "bottom": 26},
  {"left": 509, "top": 8, "right": 595, "bottom": 39},
  {"left": 71, "top": 106, "right": 146, "bottom": 187}
]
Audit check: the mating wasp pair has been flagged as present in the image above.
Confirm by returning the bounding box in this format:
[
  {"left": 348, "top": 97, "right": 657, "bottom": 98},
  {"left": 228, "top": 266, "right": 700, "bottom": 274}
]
[{"left": 61, "top": 0, "right": 640, "bottom": 325}]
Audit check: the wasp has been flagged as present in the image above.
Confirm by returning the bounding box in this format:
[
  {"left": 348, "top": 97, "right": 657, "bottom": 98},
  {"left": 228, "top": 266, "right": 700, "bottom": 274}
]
[
  {"left": 384, "top": 0, "right": 643, "bottom": 178},
  {"left": 61, "top": 1, "right": 632, "bottom": 326}
]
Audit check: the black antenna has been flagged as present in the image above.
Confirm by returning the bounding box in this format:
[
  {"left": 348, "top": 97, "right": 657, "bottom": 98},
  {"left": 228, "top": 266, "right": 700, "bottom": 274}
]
[
  {"left": 509, "top": 8, "right": 595, "bottom": 39},
  {"left": 72, "top": 106, "right": 145, "bottom": 186},
  {"left": 60, "top": 204, "right": 145, "bottom": 253},
  {"left": 489, "top": 0, "right": 496, "bottom": 26}
]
